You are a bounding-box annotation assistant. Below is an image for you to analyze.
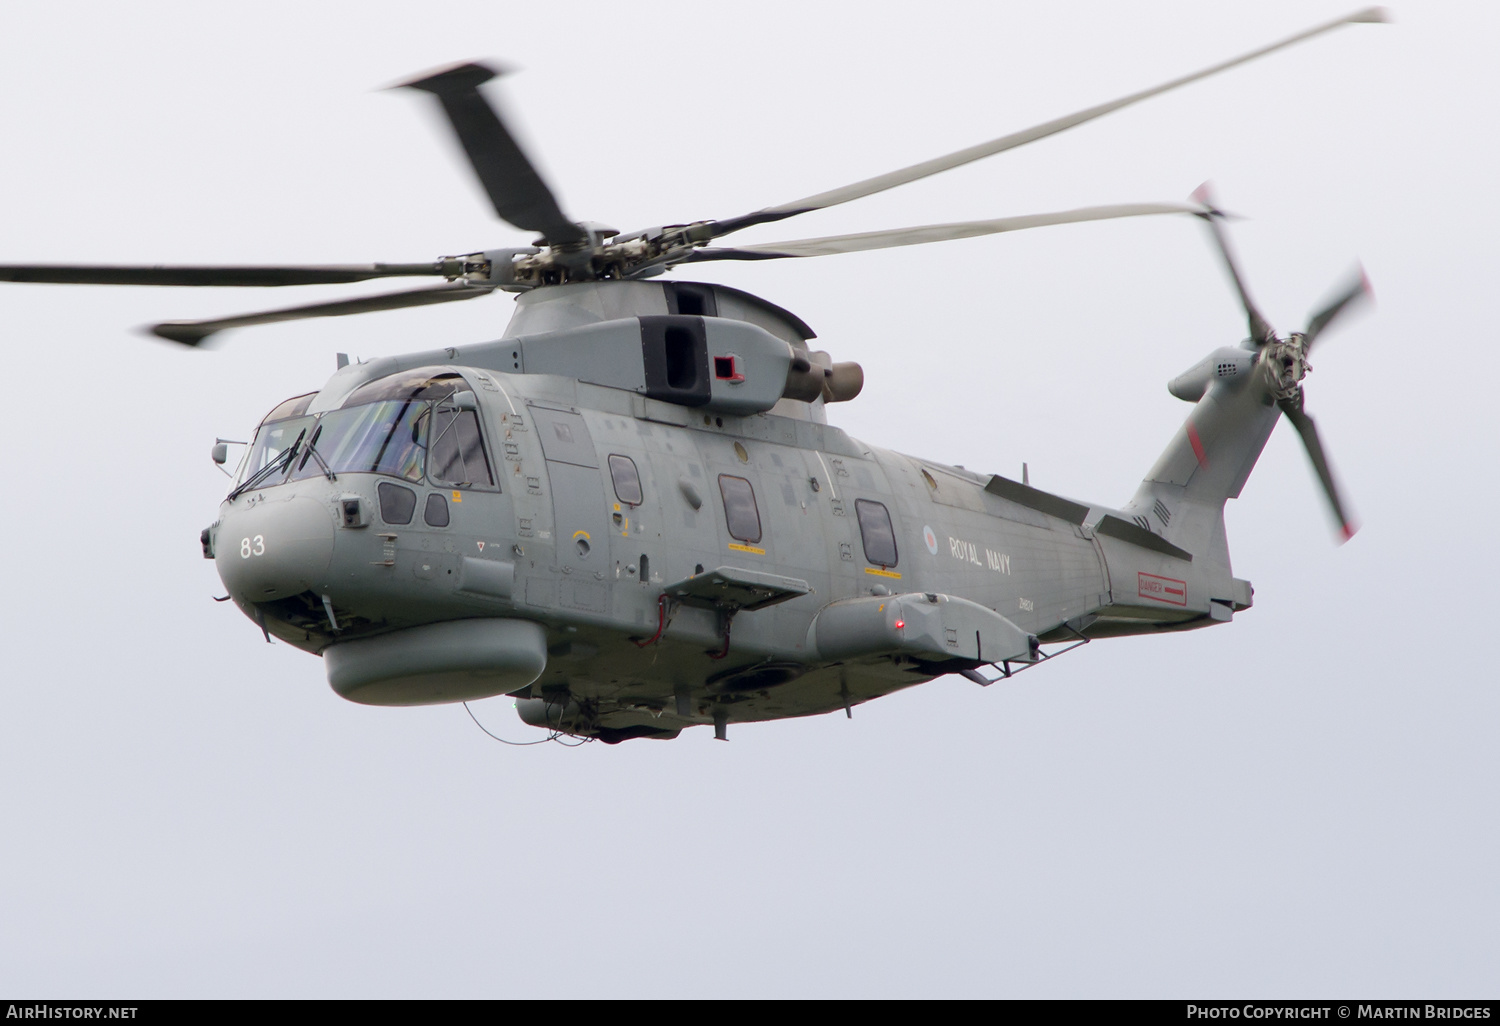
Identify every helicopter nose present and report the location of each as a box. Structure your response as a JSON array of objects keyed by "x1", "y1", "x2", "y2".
[{"x1": 215, "y1": 495, "x2": 335, "y2": 602}]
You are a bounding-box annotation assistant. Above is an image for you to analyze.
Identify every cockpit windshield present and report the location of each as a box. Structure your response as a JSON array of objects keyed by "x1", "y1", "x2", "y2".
[
  {"x1": 288, "y1": 399, "x2": 429, "y2": 482},
  {"x1": 230, "y1": 372, "x2": 496, "y2": 496},
  {"x1": 235, "y1": 393, "x2": 315, "y2": 488}
]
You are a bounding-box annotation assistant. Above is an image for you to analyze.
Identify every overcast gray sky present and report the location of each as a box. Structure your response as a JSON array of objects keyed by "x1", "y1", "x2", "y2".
[{"x1": 1, "y1": 0, "x2": 1494, "y2": 998}]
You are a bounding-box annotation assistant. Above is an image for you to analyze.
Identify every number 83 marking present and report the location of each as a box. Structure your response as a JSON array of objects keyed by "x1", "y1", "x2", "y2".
[{"x1": 240, "y1": 535, "x2": 265, "y2": 558}]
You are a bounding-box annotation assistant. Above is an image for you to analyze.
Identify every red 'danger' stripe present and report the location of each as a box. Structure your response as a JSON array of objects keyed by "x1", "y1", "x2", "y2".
[{"x1": 1138, "y1": 572, "x2": 1188, "y2": 606}]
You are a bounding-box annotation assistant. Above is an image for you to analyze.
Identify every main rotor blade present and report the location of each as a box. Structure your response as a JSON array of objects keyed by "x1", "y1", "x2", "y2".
[
  {"x1": 397, "y1": 62, "x2": 586, "y2": 247},
  {"x1": 681, "y1": 202, "x2": 1202, "y2": 262},
  {"x1": 149, "y1": 283, "x2": 493, "y2": 346},
  {"x1": 1191, "y1": 184, "x2": 1276, "y2": 345},
  {"x1": 1302, "y1": 266, "x2": 1373, "y2": 351},
  {"x1": 1279, "y1": 394, "x2": 1357, "y2": 542},
  {"x1": 0, "y1": 262, "x2": 447, "y2": 287},
  {"x1": 707, "y1": 8, "x2": 1388, "y2": 240}
]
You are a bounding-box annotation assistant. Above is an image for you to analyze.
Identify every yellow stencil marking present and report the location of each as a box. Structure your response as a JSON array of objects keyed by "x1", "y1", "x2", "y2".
[
  {"x1": 727, "y1": 542, "x2": 766, "y2": 555},
  {"x1": 451, "y1": 491, "x2": 462, "y2": 502},
  {"x1": 864, "y1": 567, "x2": 902, "y2": 579},
  {"x1": 573, "y1": 530, "x2": 591, "y2": 540}
]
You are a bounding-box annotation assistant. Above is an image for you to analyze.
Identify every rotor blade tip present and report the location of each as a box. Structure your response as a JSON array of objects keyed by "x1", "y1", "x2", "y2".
[
  {"x1": 1339, "y1": 521, "x2": 1360, "y2": 543},
  {"x1": 1359, "y1": 266, "x2": 1375, "y2": 299},
  {"x1": 388, "y1": 60, "x2": 504, "y2": 94},
  {"x1": 148, "y1": 322, "x2": 214, "y2": 347},
  {"x1": 1189, "y1": 182, "x2": 1233, "y2": 218},
  {"x1": 1349, "y1": 7, "x2": 1392, "y2": 24}
]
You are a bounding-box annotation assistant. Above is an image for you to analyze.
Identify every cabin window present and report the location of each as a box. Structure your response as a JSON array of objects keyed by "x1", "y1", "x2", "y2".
[
  {"x1": 424, "y1": 492, "x2": 450, "y2": 528},
  {"x1": 378, "y1": 482, "x2": 416, "y2": 525},
  {"x1": 855, "y1": 499, "x2": 898, "y2": 567},
  {"x1": 718, "y1": 475, "x2": 762, "y2": 544},
  {"x1": 609, "y1": 455, "x2": 643, "y2": 506},
  {"x1": 428, "y1": 408, "x2": 494, "y2": 488}
]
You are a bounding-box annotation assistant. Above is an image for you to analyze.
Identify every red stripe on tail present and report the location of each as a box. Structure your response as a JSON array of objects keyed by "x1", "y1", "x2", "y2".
[{"x1": 1187, "y1": 421, "x2": 1209, "y2": 469}]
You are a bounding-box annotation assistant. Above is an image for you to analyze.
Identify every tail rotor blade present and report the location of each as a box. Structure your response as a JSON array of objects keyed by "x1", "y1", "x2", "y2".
[
  {"x1": 1302, "y1": 265, "x2": 1373, "y2": 351},
  {"x1": 397, "y1": 62, "x2": 585, "y2": 247},
  {"x1": 148, "y1": 283, "x2": 493, "y2": 346},
  {"x1": 1192, "y1": 184, "x2": 1277, "y2": 346},
  {"x1": 1279, "y1": 393, "x2": 1358, "y2": 542}
]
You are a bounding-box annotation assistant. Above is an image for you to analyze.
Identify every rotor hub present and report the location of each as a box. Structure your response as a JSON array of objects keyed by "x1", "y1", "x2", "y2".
[{"x1": 1260, "y1": 334, "x2": 1311, "y2": 402}]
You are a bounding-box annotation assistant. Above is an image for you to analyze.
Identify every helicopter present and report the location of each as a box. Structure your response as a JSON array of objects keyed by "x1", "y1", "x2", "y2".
[{"x1": 0, "y1": 10, "x2": 1384, "y2": 744}]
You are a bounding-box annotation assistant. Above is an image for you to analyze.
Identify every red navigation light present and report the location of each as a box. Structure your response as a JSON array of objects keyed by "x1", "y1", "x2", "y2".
[{"x1": 893, "y1": 619, "x2": 905, "y2": 630}]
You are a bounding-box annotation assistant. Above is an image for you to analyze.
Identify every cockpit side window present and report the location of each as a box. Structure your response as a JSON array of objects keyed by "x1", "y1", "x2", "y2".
[{"x1": 428, "y1": 408, "x2": 494, "y2": 488}]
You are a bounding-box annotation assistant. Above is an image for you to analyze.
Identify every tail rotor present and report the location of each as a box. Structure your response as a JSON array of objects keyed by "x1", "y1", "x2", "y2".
[{"x1": 1192, "y1": 184, "x2": 1373, "y2": 542}]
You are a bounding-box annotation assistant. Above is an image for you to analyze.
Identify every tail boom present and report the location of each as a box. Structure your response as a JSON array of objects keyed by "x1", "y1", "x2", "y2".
[{"x1": 1078, "y1": 345, "x2": 1277, "y2": 637}]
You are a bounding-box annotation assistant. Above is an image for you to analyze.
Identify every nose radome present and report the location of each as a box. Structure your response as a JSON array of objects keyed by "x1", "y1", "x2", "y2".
[{"x1": 216, "y1": 496, "x2": 336, "y2": 602}]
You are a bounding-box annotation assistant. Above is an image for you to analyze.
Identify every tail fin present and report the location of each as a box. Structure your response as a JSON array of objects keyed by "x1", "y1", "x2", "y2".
[{"x1": 1120, "y1": 345, "x2": 1279, "y2": 573}]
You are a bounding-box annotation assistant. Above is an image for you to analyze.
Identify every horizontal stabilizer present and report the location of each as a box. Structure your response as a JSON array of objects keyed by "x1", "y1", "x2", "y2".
[
  {"x1": 1094, "y1": 514, "x2": 1193, "y2": 561},
  {"x1": 984, "y1": 474, "x2": 1090, "y2": 524}
]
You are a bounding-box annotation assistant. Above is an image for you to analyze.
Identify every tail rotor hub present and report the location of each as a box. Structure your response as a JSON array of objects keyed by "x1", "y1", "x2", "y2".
[{"x1": 1260, "y1": 333, "x2": 1311, "y2": 402}]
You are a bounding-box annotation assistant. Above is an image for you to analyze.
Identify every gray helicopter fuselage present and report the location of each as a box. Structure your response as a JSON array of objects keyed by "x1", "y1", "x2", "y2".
[{"x1": 208, "y1": 280, "x2": 1256, "y2": 741}]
